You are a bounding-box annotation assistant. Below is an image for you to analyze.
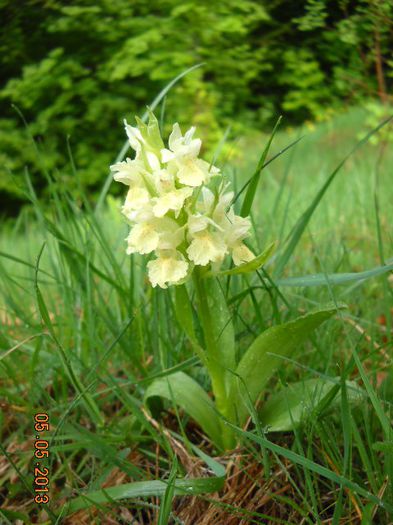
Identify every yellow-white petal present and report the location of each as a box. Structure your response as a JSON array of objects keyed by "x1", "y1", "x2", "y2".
[
  {"x1": 212, "y1": 191, "x2": 234, "y2": 222},
  {"x1": 157, "y1": 225, "x2": 184, "y2": 250},
  {"x1": 123, "y1": 187, "x2": 150, "y2": 213},
  {"x1": 152, "y1": 188, "x2": 193, "y2": 217},
  {"x1": 110, "y1": 158, "x2": 146, "y2": 186},
  {"x1": 177, "y1": 158, "x2": 209, "y2": 187},
  {"x1": 165, "y1": 124, "x2": 201, "y2": 159},
  {"x1": 199, "y1": 187, "x2": 215, "y2": 213},
  {"x1": 186, "y1": 231, "x2": 227, "y2": 266},
  {"x1": 161, "y1": 148, "x2": 176, "y2": 163},
  {"x1": 126, "y1": 223, "x2": 159, "y2": 255},
  {"x1": 183, "y1": 126, "x2": 196, "y2": 145},
  {"x1": 232, "y1": 242, "x2": 254, "y2": 266},
  {"x1": 187, "y1": 214, "x2": 209, "y2": 234},
  {"x1": 148, "y1": 255, "x2": 188, "y2": 288},
  {"x1": 168, "y1": 123, "x2": 182, "y2": 150},
  {"x1": 124, "y1": 120, "x2": 144, "y2": 152},
  {"x1": 146, "y1": 152, "x2": 161, "y2": 171},
  {"x1": 224, "y1": 214, "x2": 251, "y2": 246}
]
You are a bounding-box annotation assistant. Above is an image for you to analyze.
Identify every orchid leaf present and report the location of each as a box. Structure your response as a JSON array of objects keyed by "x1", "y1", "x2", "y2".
[
  {"x1": 144, "y1": 371, "x2": 222, "y2": 447},
  {"x1": 205, "y1": 277, "x2": 236, "y2": 373},
  {"x1": 231, "y1": 305, "x2": 345, "y2": 426},
  {"x1": 259, "y1": 377, "x2": 363, "y2": 432}
]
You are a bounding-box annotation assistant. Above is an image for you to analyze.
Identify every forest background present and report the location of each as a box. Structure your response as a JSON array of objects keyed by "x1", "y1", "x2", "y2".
[{"x1": 1, "y1": 0, "x2": 392, "y2": 214}]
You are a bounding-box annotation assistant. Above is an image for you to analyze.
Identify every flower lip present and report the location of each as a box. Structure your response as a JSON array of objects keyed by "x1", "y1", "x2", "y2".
[
  {"x1": 148, "y1": 251, "x2": 189, "y2": 288},
  {"x1": 152, "y1": 187, "x2": 193, "y2": 218},
  {"x1": 187, "y1": 230, "x2": 228, "y2": 266}
]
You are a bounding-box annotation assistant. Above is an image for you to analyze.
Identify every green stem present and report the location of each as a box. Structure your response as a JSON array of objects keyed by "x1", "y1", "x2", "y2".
[{"x1": 193, "y1": 269, "x2": 235, "y2": 450}]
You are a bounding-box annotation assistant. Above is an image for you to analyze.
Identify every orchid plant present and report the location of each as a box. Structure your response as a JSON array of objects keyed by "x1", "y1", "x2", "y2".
[{"x1": 112, "y1": 112, "x2": 345, "y2": 451}]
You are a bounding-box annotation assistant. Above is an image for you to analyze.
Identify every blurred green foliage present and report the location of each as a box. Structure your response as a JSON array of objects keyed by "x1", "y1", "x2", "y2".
[{"x1": 1, "y1": 0, "x2": 392, "y2": 211}]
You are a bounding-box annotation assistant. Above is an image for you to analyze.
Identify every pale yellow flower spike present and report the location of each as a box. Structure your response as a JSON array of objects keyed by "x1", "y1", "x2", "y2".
[{"x1": 112, "y1": 113, "x2": 254, "y2": 288}]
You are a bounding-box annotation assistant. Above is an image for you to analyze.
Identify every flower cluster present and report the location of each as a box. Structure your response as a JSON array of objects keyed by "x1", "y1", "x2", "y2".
[{"x1": 111, "y1": 113, "x2": 254, "y2": 288}]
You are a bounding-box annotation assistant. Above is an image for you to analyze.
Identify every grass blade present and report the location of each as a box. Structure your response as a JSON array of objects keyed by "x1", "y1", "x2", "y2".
[
  {"x1": 228, "y1": 423, "x2": 393, "y2": 513},
  {"x1": 157, "y1": 457, "x2": 178, "y2": 525},
  {"x1": 274, "y1": 115, "x2": 393, "y2": 278},
  {"x1": 239, "y1": 117, "x2": 282, "y2": 217},
  {"x1": 276, "y1": 260, "x2": 393, "y2": 287}
]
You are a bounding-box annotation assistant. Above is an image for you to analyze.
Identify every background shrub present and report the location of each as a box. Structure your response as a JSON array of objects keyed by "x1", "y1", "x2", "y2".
[{"x1": 1, "y1": 0, "x2": 392, "y2": 212}]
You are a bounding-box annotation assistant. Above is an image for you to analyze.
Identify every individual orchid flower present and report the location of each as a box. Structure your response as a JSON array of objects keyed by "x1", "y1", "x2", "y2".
[
  {"x1": 161, "y1": 123, "x2": 220, "y2": 187},
  {"x1": 110, "y1": 158, "x2": 148, "y2": 186},
  {"x1": 147, "y1": 250, "x2": 189, "y2": 289},
  {"x1": 161, "y1": 123, "x2": 201, "y2": 162},
  {"x1": 123, "y1": 187, "x2": 150, "y2": 213},
  {"x1": 126, "y1": 217, "x2": 183, "y2": 255},
  {"x1": 186, "y1": 230, "x2": 227, "y2": 266},
  {"x1": 176, "y1": 157, "x2": 219, "y2": 187},
  {"x1": 152, "y1": 187, "x2": 193, "y2": 218}
]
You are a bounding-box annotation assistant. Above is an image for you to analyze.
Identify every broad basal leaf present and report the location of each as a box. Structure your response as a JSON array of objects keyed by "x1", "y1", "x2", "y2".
[
  {"x1": 144, "y1": 371, "x2": 222, "y2": 447},
  {"x1": 259, "y1": 377, "x2": 363, "y2": 432},
  {"x1": 230, "y1": 305, "x2": 344, "y2": 426}
]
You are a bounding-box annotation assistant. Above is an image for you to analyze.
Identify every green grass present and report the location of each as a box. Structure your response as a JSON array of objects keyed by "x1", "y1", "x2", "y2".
[{"x1": 0, "y1": 106, "x2": 392, "y2": 524}]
